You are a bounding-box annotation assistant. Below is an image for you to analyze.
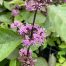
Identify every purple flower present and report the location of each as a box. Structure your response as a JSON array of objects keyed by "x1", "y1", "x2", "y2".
[
  {"x1": 33, "y1": 33, "x2": 40, "y2": 42},
  {"x1": 25, "y1": 0, "x2": 36, "y2": 11},
  {"x1": 18, "y1": 24, "x2": 32, "y2": 35},
  {"x1": 64, "y1": 0, "x2": 66, "y2": 2},
  {"x1": 18, "y1": 56, "x2": 36, "y2": 66},
  {"x1": 18, "y1": 25, "x2": 28, "y2": 35},
  {"x1": 12, "y1": 9, "x2": 19, "y2": 16},
  {"x1": 26, "y1": 24, "x2": 32, "y2": 30},
  {"x1": 22, "y1": 24, "x2": 46, "y2": 46},
  {"x1": 23, "y1": 39, "x2": 31, "y2": 46},
  {"x1": 11, "y1": 21, "x2": 22, "y2": 28},
  {"x1": 18, "y1": 38, "x2": 36, "y2": 66},
  {"x1": 25, "y1": 0, "x2": 46, "y2": 11},
  {"x1": 18, "y1": 48, "x2": 36, "y2": 66},
  {"x1": 19, "y1": 48, "x2": 32, "y2": 56},
  {"x1": 11, "y1": 21, "x2": 46, "y2": 46}
]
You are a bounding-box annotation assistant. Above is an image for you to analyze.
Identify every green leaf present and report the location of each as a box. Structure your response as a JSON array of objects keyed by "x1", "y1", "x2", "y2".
[
  {"x1": 0, "y1": 6, "x2": 6, "y2": 12},
  {"x1": 7, "y1": 49, "x2": 19, "y2": 60},
  {"x1": 62, "y1": 61, "x2": 66, "y2": 66},
  {"x1": 0, "y1": 12, "x2": 12, "y2": 24},
  {"x1": 35, "y1": 57, "x2": 48, "y2": 66},
  {"x1": 56, "y1": 63, "x2": 61, "y2": 66},
  {"x1": 15, "y1": 10, "x2": 30, "y2": 21},
  {"x1": 32, "y1": 53, "x2": 37, "y2": 58},
  {"x1": 28, "y1": 12, "x2": 46, "y2": 26},
  {"x1": 48, "y1": 5, "x2": 66, "y2": 42},
  {"x1": 0, "y1": 28, "x2": 21, "y2": 61},
  {"x1": 15, "y1": 11, "x2": 46, "y2": 26},
  {"x1": 9, "y1": 59, "x2": 21, "y2": 66},
  {"x1": 9, "y1": 59, "x2": 16, "y2": 66},
  {"x1": 9, "y1": 0, "x2": 25, "y2": 6},
  {"x1": 59, "y1": 56, "x2": 65, "y2": 64},
  {"x1": 58, "y1": 51, "x2": 66, "y2": 55},
  {"x1": 4, "y1": 1, "x2": 14, "y2": 10},
  {"x1": 59, "y1": 43, "x2": 66, "y2": 48}
]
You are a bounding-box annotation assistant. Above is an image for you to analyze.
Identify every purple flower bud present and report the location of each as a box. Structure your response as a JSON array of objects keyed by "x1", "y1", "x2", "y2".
[{"x1": 12, "y1": 9, "x2": 20, "y2": 16}]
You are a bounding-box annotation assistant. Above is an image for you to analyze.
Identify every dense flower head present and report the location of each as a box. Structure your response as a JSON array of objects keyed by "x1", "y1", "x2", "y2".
[
  {"x1": 25, "y1": 0, "x2": 46, "y2": 11},
  {"x1": 18, "y1": 48, "x2": 36, "y2": 66},
  {"x1": 11, "y1": 21, "x2": 46, "y2": 46},
  {"x1": 23, "y1": 26, "x2": 45, "y2": 46},
  {"x1": 19, "y1": 56, "x2": 36, "y2": 66}
]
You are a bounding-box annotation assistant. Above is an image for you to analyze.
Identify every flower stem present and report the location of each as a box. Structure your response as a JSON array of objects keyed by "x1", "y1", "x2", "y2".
[
  {"x1": 27, "y1": 9, "x2": 37, "y2": 57},
  {"x1": 27, "y1": 46, "x2": 30, "y2": 57},
  {"x1": 30, "y1": 9, "x2": 37, "y2": 38}
]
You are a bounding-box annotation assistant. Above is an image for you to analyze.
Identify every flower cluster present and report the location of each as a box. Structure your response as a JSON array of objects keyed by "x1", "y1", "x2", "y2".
[
  {"x1": 25, "y1": 0, "x2": 46, "y2": 11},
  {"x1": 18, "y1": 48, "x2": 36, "y2": 66},
  {"x1": 11, "y1": 21, "x2": 46, "y2": 46}
]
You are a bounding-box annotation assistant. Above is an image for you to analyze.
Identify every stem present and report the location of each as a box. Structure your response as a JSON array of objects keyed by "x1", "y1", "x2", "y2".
[
  {"x1": 12, "y1": 16, "x2": 14, "y2": 22},
  {"x1": 27, "y1": 47, "x2": 29, "y2": 57},
  {"x1": 32, "y1": 9, "x2": 37, "y2": 26},
  {"x1": 27, "y1": 9, "x2": 37, "y2": 57},
  {"x1": 30, "y1": 9, "x2": 37, "y2": 38}
]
